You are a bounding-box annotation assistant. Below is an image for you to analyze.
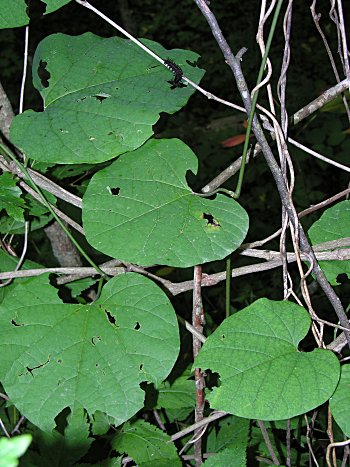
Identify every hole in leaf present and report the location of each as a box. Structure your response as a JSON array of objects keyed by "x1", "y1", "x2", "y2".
[
  {"x1": 139, "y1": 363, "x2": 144, "y2": 371},
  {"x1": 336, "y1": 273, "x2": 349, "y2": 285},
  {"x1": 91, "y1": 336, "x2": 102, "y2": 345},
  {"x1": 105, "y1": 310, "x2": 116, "y2": 325},
  {"x1": 54, "y1": 407, "x2": 71, "y2": 434},
  {"x1": 221, "y1": 334, "x2": 226, "y2": 339},
  {"x1": 26, "y1": 357, "x2": 50, "y2": 376},
  {"x1": 93, "y1": 94, "x2": 108, "y2": 103},
  {"x1": 37, "y1": 60, "x2": 50, "y2": 88},
  {"x1": 11, "y1": 319, "x2": 23, "y2": 327},
  {"x1": 57, "y1": 359, "x2": 62, "y2": 364},
  {"x1": 25, "y1": 0, "x2": 46, "y2": 19},
  {"x1": 134, "y1": 322, "x2": 141, "y2": 330},
  {"x1": 202, "y1": 212, "x2": 221, "y2": 227},
  {"x1": 186, "y1": 59, "x2": 199, "y2": 67},
  {"x1": 110, "y1": 187, "x2": 120, "y2": 196}
]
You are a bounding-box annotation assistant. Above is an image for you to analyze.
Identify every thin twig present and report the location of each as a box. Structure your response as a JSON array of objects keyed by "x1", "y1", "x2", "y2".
[
  {"x1": 0, "y1": 417, "x2": 10, "y2": 438},
  {"x1": 170, "y1": 411, "x2": 227, "y2": 442},
  {"x1": 257, "y1": 420, "x2": 280, "y2": 465},
  {"x1": 11, "y1": 416, "x2": 26, "y2": 435},
  {"x1": 288, "y1": 137, "x2": 350, "y2": 173},
  {"x1": 327, "y1": 405, "x2": 337, "y2": 467},
  {"x1": 327, "y1": 439, "x2": 350, "y2": 467}
]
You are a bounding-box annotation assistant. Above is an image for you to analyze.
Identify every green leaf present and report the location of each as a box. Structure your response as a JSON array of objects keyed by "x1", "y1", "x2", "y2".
[
  {"x1": 156, "y1": 374, "x2": 196, "y2": 409},
  {"x1": 112, "y1": 420, "x2": 181, "y2": 466},
  {"x1": 194, "y1": 298, "x2": 340, "y2": 420},
  {"x1": 10, "y1": 33, "x2": 204, "y2": 164},
  {"x1": 0, "y1": 435, "x2": 31, "y2": 467},
  {"x1": 308, "y1": 200, "x2": 350, "y2": 285},
  {"x1": 330, "y1": 364, "x2": 350, "y2": 437},
  {"x1": 210, "y1": 416, "x2": 249, "y2": 453},
  {"x1": 0, "y1": 251, "x2": 43, "y2": 304},
  {"x1": 0, "y1": 0, "x2": 71, "y2": 29},
  {"x1": 21, "y1": 408, "x2": 92, "y2": 467},
  {"x1": 0, "y1": 0, "x2": 28, "y2": 29},
  {"x1": 64, "y1": 277, "x2": 98, "y2": 298},
  {"x1": 83, "y1": 138, "x2": 249, "y2": 267},
  {"x1": 205, "y1": 416, "x2": 249, "y2": 466},
  {"x1": 0, "y1": 189, "x2": 56, "y2": 235},
  {"x1": 0, "y1": 273, "x2": 179, "y2": 431},
  {"x1": 0, "y1": 172, "x2": 25, "y2": 222},
  {"x1": 203, "y1": 446, "x2": 246, "y2": 466}
]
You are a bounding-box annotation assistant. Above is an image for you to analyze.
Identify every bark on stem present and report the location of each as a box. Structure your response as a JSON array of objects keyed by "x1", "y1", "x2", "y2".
[
  {"x1": 193, "y1": 265, "x2": 205, "y2": 466},
  {"x1": 193, "y1": 0, "x2": 350, "y2": 348}
]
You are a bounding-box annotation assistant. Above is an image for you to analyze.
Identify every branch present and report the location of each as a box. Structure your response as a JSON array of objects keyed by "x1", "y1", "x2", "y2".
[
  {"x1": 0, "y1": 81, "x2": 15, "y2": 139},
  {"x1": 0, "y1": 155, "x2": 82, "y2": 208},
  {"x1": 1, "y1": 245, "x2": 347, "y2": 287},
  {"x1": 194, "y1": 0, "x2": 350, "y2": 347}
]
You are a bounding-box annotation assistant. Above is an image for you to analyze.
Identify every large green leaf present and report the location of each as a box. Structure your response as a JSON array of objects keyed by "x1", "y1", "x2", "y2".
[
  {"x1": 83, "y1": 138, "x2": 249, "y2": 267},
  {"x1": 0, "y1": 0, "x2": 71, "y2": 29},
  {"x1": 112, "y1": 420, "x2": 181, "y2": 466},
  {"x1": 308, "y1": 200, "x2": 350, "y2": 285},
  {"x1": 194, "y1": 298, "x2": 340, "y2": 420},
  {"x1": 330, "y1": 364, "x2": 350, "y2": 437},
  {"x1": 10, "y1": 33, "x2": 204, "y2": 164},
  {"x1": 0, "y1": 273, "x2": 179, "y2": 431}
]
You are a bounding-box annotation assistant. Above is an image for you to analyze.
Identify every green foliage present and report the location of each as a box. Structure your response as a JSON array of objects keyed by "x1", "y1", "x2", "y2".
[
  {"x1": 0, "y1": 273, "x2": 179, "y2": 431},
  {"x1": 205, "y1": 416, "x2": 249, "y2": 466},
  {"x1": 0, "y1": 435, "x2": 31, "y2": 467},
  {"x1": 194, "y1": 299, "x2": 340, "y2": 419},
  {"x1": 112, "y1": 419, "x2": 181, "y2": 466},
  {"x1": 0, "y1": 172, "x2": 25, "y2": 221},
  {"x1": 21, "y1": 409, "x2": 92, "y2": 466},
  {"x1": 0, "y1": 0, "x2": 71, "y2": 29},
  {"x1": 308, "y1": 200, "x2": 350, "y2": 284},
  {"x1": 330, "y1": 364, "x2": 350, "y2": 437},
  {"x1": 0, "y1": 190, "x2": 55, "y2": 234},
  {"x1": 10, "y1": 33, "x2": 204, "y2": 164},
  {"x1": 83, "y1": 138, "x2": 249, "y2": 267},
  {"x1": 156, "y1": 373, "x2": 196, "y2": 409},
  {"x1": 0, "y1": 1, "x2": 349, "y2": 465}
]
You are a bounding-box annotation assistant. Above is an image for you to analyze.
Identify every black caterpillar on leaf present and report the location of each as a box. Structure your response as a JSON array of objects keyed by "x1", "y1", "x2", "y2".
[{"x1": 163, "y1": 58, "x2": 185, "y2": 88}]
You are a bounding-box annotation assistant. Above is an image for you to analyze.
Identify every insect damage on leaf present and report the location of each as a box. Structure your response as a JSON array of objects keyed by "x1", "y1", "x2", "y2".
[{"x1": 202, "y1": 212, "x2": 221, "y2": 228}]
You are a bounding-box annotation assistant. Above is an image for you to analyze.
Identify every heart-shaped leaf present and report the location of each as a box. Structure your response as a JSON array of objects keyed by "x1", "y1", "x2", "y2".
[
  {"x1": 82, "y1": 138, "x2": 249, "y2": 267},
  {"x1": 308, "y1": 200, "x2": 350, "y2": 285},
  {"x1": 194, "y1": 298, "x2": 340, "y2": 420},
  {"x1": 0, "y1": 273, "x2": 179, "y2": 431},
  {"x1": 330, "y1": 364, "x2": 350, "y2": 437},
  {"x1": 10, "y1": 33, "x2": 204, "y2": 164}
]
